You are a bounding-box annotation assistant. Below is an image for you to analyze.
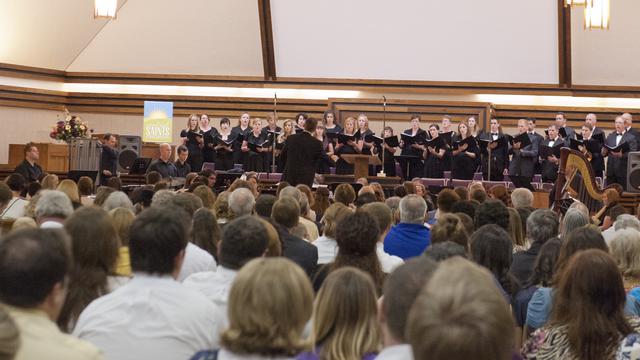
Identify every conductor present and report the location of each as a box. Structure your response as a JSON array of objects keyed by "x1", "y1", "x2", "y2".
[{"x1": 281, "y1": 117, "x2": 323, "y2": 187}]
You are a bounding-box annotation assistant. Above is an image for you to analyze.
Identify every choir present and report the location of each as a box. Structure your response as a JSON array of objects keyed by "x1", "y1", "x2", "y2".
[{"x1": 179, "y1": 111, "x2": 637, "y2": 190}]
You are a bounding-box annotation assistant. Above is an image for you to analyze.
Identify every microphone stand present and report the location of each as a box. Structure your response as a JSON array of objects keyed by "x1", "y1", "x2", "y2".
[
  {"x1": 270, "y1": 93, "x2": 278, "y2": 174},
  {"x1": 377, "y1": 96, "x2": 387, "y2": 177}
]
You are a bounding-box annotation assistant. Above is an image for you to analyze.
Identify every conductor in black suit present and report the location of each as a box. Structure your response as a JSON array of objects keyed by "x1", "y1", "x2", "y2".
[
  {"x1": 281, "y1": 117, "x2": 323, "y2": 187},
  {"x1": 603, "y1": 116, "x2": 638, "y2": 189},
  {"x1": 100, "y1": 133, "x2": 119, "y2": 186}
]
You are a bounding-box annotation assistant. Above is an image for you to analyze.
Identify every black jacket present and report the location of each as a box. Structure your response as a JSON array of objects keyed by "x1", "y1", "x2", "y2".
[
  {"x1": 281, "y1": 232, "x2": 318, "y2": 279},
  {"x1": 14, "y1": 160, "x2": 42, "y2": 183},
  {"x1": 606, "y1": 130, "x2": 638, "y2": 177},
  {"x1": 281, "y1": 131, "x2": 323, "y2": 187},
  {"x1": 509, "y1": 133, "x2": 539, "y2": 178}
]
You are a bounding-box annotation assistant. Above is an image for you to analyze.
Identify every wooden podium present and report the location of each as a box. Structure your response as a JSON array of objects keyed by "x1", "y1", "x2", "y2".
[
  {"x1": 9, "y1": 143, "x2": 69, "y2": 172},
  {"x1": 341, "y1": 154, "x2": 382, "y2": 180}
]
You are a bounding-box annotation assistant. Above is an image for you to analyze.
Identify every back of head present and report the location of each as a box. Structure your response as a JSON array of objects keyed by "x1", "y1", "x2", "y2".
[
  {"x1": 170, "y1": 192, "x2": 204, "y2": 216},
  {"x1": 304, "y1": 117, "x2": 318, "y2": 132},
  {"x1": 470, "y1": 188, "x2": 487, "y2": 203},
  {"x1": 34, "y1": 190, "x2": 74, "y2": 220},
  {"x1": 279, "y1": 186, "x2": 301, "y2": 202},
  {"x1": 145, "y1": 171, "x2": 162, "y2": 185},
  {"x1": 109, "y1": 207, "x2": 135, "y2": 247},
  {"x1": 103, "y1": 191, "x2": 134, "y2": 212},
  {"x1": 334, "y1": 184, "x2": 356, "y2": 206},
  {"x1": 436, "y1": 189, "x2": 460, "y2": 213},
  {"x1": 151, "y1": 189, "x2": 176, "y2": 208},
  {"x1": 229, "y1": 188, "x2": 256, "y2": 218},
  {"x1": 526, "y1": 209, "x2": 559, "y2": 245},
  {"x1": 423, "y1": 241, "x2": 467, "y2": 262},
  {"x1": 355, "y1": 192, "x2": 378, "y2": 208},
  {"x1": 321, "y1": 203, "x2": 352, "y2": 239},
  {"x1": 450, "y1": 200, "x2": 478, "y2": 220},
  {"x1": 314, "y1": 267, "x2": 380, "y2": 359},
  {"x1": 57, "y1": 179, "x2": 80, "y2": 203},
  {"x1": 609, "y1": 229, "x2": 640, "y2": 277},
  {"x1": 407, "y1": 257, "x2": 514, "y2": 360},
  {"x1": 64, "y1": 206, "x2": 119, "y2": 271},
  {"x1": 77, "y1": 176, "x2": 94, "y2": 196},
  {"x1": 555, "y1": 225, "x2": 607, "y2": 279},
  {"x1": 527, "y1": 238, "x2": 562, "y2": 287},
  {"x1": 507, "y1": 207, "x2": 525, "y2": 248},
  {"x1": 359, "y1": 202, "x2": 393, "y2": 236},
  {"x1": 191, "y1": 208, "x2": 221, "y2": 258},
  {"x1": 221, "y1": 258, "x2": 312, "y2": 356},
  {"x1": 192, "y1": 185, "x2": 216, "y2": 209},
  {"x1": 0, "y1": 228, "x2": 70, "y2": 308},
  {"x1": 5, "y1": 173, "x2": 26, "y2": 193},
  {"x1": 0, "y1": 183, "x2": 11, "y2": 209},
  {"x1": 469, "y1": 224, "x2": 516, "y2": 295},
  {"x1": 383, "y1": 257, "x2": 438, "y2": 342},
  {"x1": 453, "y1": 186, "x2": 469, "y2": 201},
  {"x1": 614, "y1": 214, "x2": 640, "y2": 232},
  {"x1": 129, "y1": 206, "x2": 190, "y2": 275},
  {"x1": 399, "y1": 194, "x2": 427, "y2": 224},
  {"x1": 255, "y1": 194, "x2": 277, "y2": 218},
  {"x1": 551, "y1": 250, "x2": 630, "y2": 360},
  {"x1": 219, "y1": 215, "x2": 269, "y2": 270},
  {"x1": 94, "y1": 186, "x2": 115, "y2": 207},
  {"x1": 474, "y1": 199, "x2": 509, "y2": 230},
  {"x1": 489, "y1": 185, "x2": 511, "y2": 207},
  {"x1": 272, "y1": 196, "x2": 300, "y2": 229},
  {"x1": 430, "y1": 213, "x2": 469, "y2": 249},
  {"x1": 560, "y1": 208, "x2": 589, "y2": 240},
  {"x1": 0, "y1": 306, "x2": 19, "y2": 359},
  {"x1": 510, "y1": 188, "x2": 533, "y2": 208}
]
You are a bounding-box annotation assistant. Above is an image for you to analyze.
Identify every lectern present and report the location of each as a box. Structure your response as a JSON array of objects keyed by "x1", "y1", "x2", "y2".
[{"x1": 341, "y1": 154, "x2": 382, "y2": 180}]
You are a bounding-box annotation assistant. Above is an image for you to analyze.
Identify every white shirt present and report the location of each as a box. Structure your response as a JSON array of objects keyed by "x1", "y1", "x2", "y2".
[
  {"x1": 376, "y1": 243, "x2": 404, "y2": 273},
  {"x1": 178, "y1": 243, "x2": 217, "y2": 281},
  {"x1": 74, "y1": 274, "x2": 219, "y2": 360},
  {"x1": 617, "y1": 131, "x2": 624, "y2": 146},
  {"x1": 1, "y1": 196, "x2": 28, "y2": 219},
  {"x1": 313, "y1": 235, "x2": 338, "y2": 264},
  {"x1": 218, "y1": 348, "x2": 295, "y2": 360},
  {"x1": 376, "y1": 344, "x2": 414, "y2": 360},
  {"x1": 39, "y1": 220, "x2": 64, "y2": 229}
]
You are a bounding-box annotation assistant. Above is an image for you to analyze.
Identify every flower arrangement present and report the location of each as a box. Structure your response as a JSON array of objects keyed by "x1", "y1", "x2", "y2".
[{"x1": 50, "y1": 109, "x2": 90, "y2": 143}]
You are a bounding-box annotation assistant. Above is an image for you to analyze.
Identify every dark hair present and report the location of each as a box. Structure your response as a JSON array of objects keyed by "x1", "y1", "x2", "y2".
[
  {"x1": 516, "y1": 206, "x2": 534, "y2": 238},
  {"x1": 470, "y1": 224, "x2": 519, "y2": 297},
  {"x1": 304, "y1": 117, "x2": 318, "y2": 132},
  {"x1": 527, "y1": 117, "x2": 537, "y2": 124},
  {"x1": 177, "y1": 145, "x2": 188, "y2": 154},
  {"x1": 220, "y1": 117, "x2": 230, "y2": 126},
  {"x1": 423, "y1": 241, "x2": 467, "y2": 262},
  {"x1": 59, "y1": 207, "x2": 119, "y2": 331},
  {"x1": 554, "y1": 225, "x2": 607, "y2": 283},
  {"x1": 383, "y1": 257, "x2": 438, "y2": 342},
  {"x1": 393, "y1": 185, "x2": 408, "y2": 198},
  {"x1": 556, "y1": 112, "x2": 566, "y2": 119},
  {"x1": 106, "y1": 177, "x2": 122, "y2": 191},
  {"x1": 437, "y1": 189, "x2": 461, "y2": 213},
  {"x1": 609, "y1": 204, "x2": 628, "y2": 221},
  {"x1": 450, "y1": 200, "x2": 477, "y2": 220},
  {"x1": 332, "y1": 212, "x2": 384, "y2": 294},
  {"x1": 103, "y1": 133, "x2": 114, "y2": 141},
  {"x1": 255, "y1": 194, "x2": 277, "y2": 218},
  {"x1": 359, "y1": 202, "x2": 393, "y2": 235},
  {"x1": 323, "y1": 110, "x2": 335, "y2": 122},
  {"x1": 219, "y1": 215, "x2": 269, "y2": 270},
  {"x1": 129, "y1": 206, "x2": 190, "y2": 274},
  {"x1": 410, "y1": 114, "x2": 421, "y2": 121},
  {"x1": 145, "y1": 171, "x2": 162, "y2": 185},
  {"x1": 272, "y1": 197, "x2": 300, "y2": 229},
  {"x1": 77, "y1": 176, "x2": 94, "y2": 196},
  {"x1": 475, "y1": 199, "x2": 510, "y2": 230},
  {"x1": 430, "y1": 213, "x2": 469, "y2": 249},
  {"x1": 27, "y1": 181, "x2": 41, "y2": 197},
  {"x1": 169, "y1": 192, "x2": 203, "y2": 216},
  {"x1": 23, "y1": 142, "x2": 37, "y2": 157},
  {"x1": 4, "y1": 173, "x2": 26, "y2": 192},
  {"x1": 0, "y1": 228, "x2": 70, "y2": 308},
  {"x1": 550, "y1": 250, "x2": 632, "y2": 359},
  {"x1": 403, "y1": 181, "x2": 416, "y2": 195},
  {"x1": 191, "y1": 208, "x2": 221, "y2": 260},
  {"x1": 526, "y1": 238, "x2": 562, "y2": 287},
  {"x1": 355, "y1": 192, "x2": 378, "y2": 208},
  {"x1": 453, "y1": 186, "x2": 469, "y2": 201},
  {"x1": 470, "y1": 188, "x2": 487, "y2": 203}
]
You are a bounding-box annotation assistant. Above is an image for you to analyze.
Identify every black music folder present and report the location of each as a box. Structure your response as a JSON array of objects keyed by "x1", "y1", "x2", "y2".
[
  {"x1": 478, "y1": 136, "x2": 507, "y2": 150},
  {"x1": 453, "y1": 136, "x2": 477, "y2": 150},
  {"x1": 539, "y1": 143, "x2": 563, "y2": 158},
  {"x1": 401, "y1": 132, "x2": 426, "y2": 146},
  {"x1": 384, "y1": 135, "x2": 400, "y2": 147},
  {"x1": 215, "y1": 136, "x2": 236, "y2": 146},
  {"x1": 247, "y1": 140, "x2": 270, "y2": 153},
  {"x1": 605, "y1": 142, "x2": 630, "y2": 153},
  {"x1": 365, "y1": 134, "x2": 383, "y2": 146},
  {"x1": 439, "y1": 131, "x2": 454, "y2": 146},
  {"x1": 337, "y1": 133, "x2": 357, "y2": 144},
  {"x1": 424, "y1": 136, "x2": 446, "y2": 149},
  {"x1": 509, "y1": 132, "x2": 531, "y2": 149}
]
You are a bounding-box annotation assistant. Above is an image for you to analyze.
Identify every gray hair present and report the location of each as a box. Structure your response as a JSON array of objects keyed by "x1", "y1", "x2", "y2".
[
  {"x1": 560, "y1": 208, "x2": 589, "y2": 240},
  {"x1": 510, "y1": 188, "x2": 533, "y2": 208},
  {"x1": 399, "y1": 194, "x2": 427, "y2": 224},
  {"x1": 385, "y1": 196, "x2": 401, "y2": 213},
  {"x1": 526, "y1": 209, "x2": 559, "y2": 244},
  {"x1": 610, "y1": 228, "x2": 640, "y2": 277},
  {"x1": 614, "y1": 214, "x2": 640, "y2": 232},
  {"x1": 568, "y1": 201, "x2": 590, "y2": 219},
  {"x1": 228, "y1": 188, "x2": 255, "y2": 217},
  {"x1": 102, "y1": 191, "x2": 134, "y2": 212},
  {"x1": 299, "y1": 193, "x2": 310, "y2": 217},
  {"x1": 152, "y1": 189, "x2": 176, "y2": 208},
  {"x1": 34, "y1": 190, "x2": 74, "y2": 220},
  {"x1": 279, "y1": 186, "x2": 301, "y2": 201}
]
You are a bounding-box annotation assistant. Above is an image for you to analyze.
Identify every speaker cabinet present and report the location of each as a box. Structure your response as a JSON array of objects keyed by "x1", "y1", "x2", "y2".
[
  {"x1": 117, "y1": 135, "x2": 142, "y2": 172},
  {"x1": 627, "y1": 152, "x2": 640, "y2": 193}
]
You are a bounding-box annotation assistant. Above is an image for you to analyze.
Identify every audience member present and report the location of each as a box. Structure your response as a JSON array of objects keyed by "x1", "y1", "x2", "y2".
[
  {"x1": 429, "y1": 213, "x2": 469, "y2": 250},
  {"x1": 77, "y1": 176, "x2": 95, "y2": 206},
  {"x1": 489, "y1": 184, "x2": 511, "y2": 207},
  {"x1": 559, "y1": 208, "x2": 589, "y2": 241},
  {"x1": 603, "y1": 210, "x2": 638, "y2": 245},
  {"x1": 272, "y1": 197, "x2": 318, "y2": 277},
  {"x1": 610, "y1": 229, "x2": 640, "y2": 291},
  {"x1": 93, "y1": 186, "x2": 115, "y2": 207},
  {"x1": 228, "y1": 188, "x2": 255, "y2": 219},
  {"x1": 508, "y1": 207, "x2": 527, "y2": 252},
  {"x1": 334, "y1": 183, "x2": 356, "y2": 207},
  {"x1": 384, "y1": 195, "x2": 430, "y2": 260},
  {"x1": 41, "y1": 173, "x2": 59, "y2": 190},
  {"x1": 423, "y1": 241, "x2": 467, "y2": 261},
  {"x1": 311, "y1": 186, "x2": 331, "y2": 222},
  {"x1": 106, "y1": 177, "x2": 122, "y2": 191},
  {"x1": 191, "y1": 208, "x2": 221, "y2": 259},
  {"x1": 258, "y1": 218, "x2": 283, "y2": 257},
  {"x1": 510, "y1": 209, "x2": 559, "y2": 285},
  {"x1": 0, "y1": 306, "x2": 19, "y2": 360},
  {"x1": 450, "y1": 199, "x2": 477, "y2": 220},
  {"x1": 511, "y1": 188, "x2": 534, "y2": 208},
  {"x1": 474, "y1": 199, "x2": 509, "y2": 230},
  {"x1": 56, "y1": 179, "x2": 81, "y2": 208},
  {"x1": 470, "y1": 188, "x2": 487, "y2": 203},
  {"x1": 34, "y1": 190, "x2": 73, "y2": 228},
  {"x1": 255, "y1": 194, "x2": 277, "y2": 218},
  {"x1": 279, "y1": 186, "x2": 320, "y2": 241},
  {"x1": 109, "y1": 207, "x2": 135, "y2": 277},
  {"x1": 432, "y1": 188, "x2": 460, "y2": 224},
  {"x1": 1, "y1": 173, "x2": 28, "y2": 219},
  {"x1": 384, "y1": 196, "x2": 401, "y2": 224},
  {"x1": 192, "y1": 185, "x2": 215, "y2": 209},
  {"x1": 355, "y1": 192, "x2": 378, "y2": 208},
  {"x1": 0, "y1": 228, "x2": 102, "y2": 359},
  {"x1": 360, "y1": 202, "x2": 404, "y2": 273},
  {"x1": 515, "y1": 206, "x2": 534, "y2": 239},
  {"x1": 314, "y1": 203, "x2": 353, "y2": 264},
  {"x1": 102, "y1": 191, "x2": 134, "y2": 213},
  {"x1": 453, "y1": 186, "x2": 469, "y2": 201},
  {"x1": 73, "y1": 206, "x2": 218, "y2": 360},
  {"x1": 454, "y1": 212, "x2": 475, "y2": 237},
  {"x1": 213, "y1": 191, "x2": 230, "y2": 225}
]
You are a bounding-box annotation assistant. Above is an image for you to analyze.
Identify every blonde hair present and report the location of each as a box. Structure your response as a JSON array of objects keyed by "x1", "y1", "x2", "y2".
[
  {"x1": 221, "y1": 258, "x2": 312, "y2": 356},
  {"x1": 57, "y1": 179, "x2": 80, "y2": 203},
  {"x1": 312, "y1": 267, "x2": 380, "y2": 360},
  {"x1": 357, "y1": 113, "x2": 370, "y2": 132},
  {"x1": 109, "y1": 207, "x2": 135, "y2": 247},
  {"x1": 343, "y1": 117, "x2": 357, "y2": 135},
  {"x1": 279, "y1": 119, "x2": 295, "y2": 142},
  {"x1": 321, "y1": 203, "x2": 352, "y2": 239},
  {"x1": 193, "y1": 185, "x2": 216, "y2": 209},
  {"x1": 11, "y1": 216, "x2": 37, "y2": 232},
  {"x1": 610, "y1": 229, "x2": 640, "y2": 278},
  {"x1": 41, "y1": 174, "x2": 59, "y2": 190},
  {"x1": 407, "y1": 257, "x2": 514, "y2": 360},
  {"x1": 187, "y1": 114, "x2": 200, "y2": 131},
  {"x1": 507, "y1": 207, "x2": 526, "y2": 248}
]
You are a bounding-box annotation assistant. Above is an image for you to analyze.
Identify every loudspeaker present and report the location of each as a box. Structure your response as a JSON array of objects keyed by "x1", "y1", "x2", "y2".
[
  {"x1": 117, "y1": 135, "x2": 142, "y2": 172},
  {"x1": 627, "y1": 152, "x2": 640, "y2": 193}
]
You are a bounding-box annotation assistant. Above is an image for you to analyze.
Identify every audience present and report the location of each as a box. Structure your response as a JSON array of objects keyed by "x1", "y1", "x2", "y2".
[
  {"x1": 423, "y1": 241, "x2": 467, "y2": 261},
  {"x1": 34, "y1": 190, "x2": 74, "y2": 228},
  {"x1": 359, "y1": 202, "x2": 404, "y2": 273},
  {"x1": 511, "y1": 188, "x2": 534, "y2": 208},
  {"x1": 109, "y1": 207, "x2": 135, "y2": 276},
  {"x1": 0, "y1": 306, "x2": 19, "y2": 360},
  {"x1": 57, "y1": 179, "x2": 81, "y2": 208},
  {"x1": 334, "y1": 183, "x2": 356, "y2": 207},
  {"x1": 510, "y1": 209, "x2": 559, "y2": 285},
  {"x1": 429, "y1": 213, "x2": 469, "y2": 250},
  {"x1": 191, "y1": 208, "x2": 221, "y2": 259},
  {"x1": 384, "y1": 195, "x2": 430, "y2": 260},
  {"x1": 102, "y1": 191, "x2": 134, "y2": 212},
  {"x1": 228, "y1": 188, "x2": 255, "y2": 219},
  {"x1": 2, "y1": 173, "x2": 28, "y2": 219},
  {"x1": 610, "y1": 228, "x2": 640, "y2": 291},
  {"x1": 559, "y1": 208, "x2": 589, "y2": 241},
  {"x1": 604, "y1": 212, "x2": 640, "y2": 245},
  {"x1": 313, "y1": 203, "x2": 353, "y2": 264},
  {"x1": 507, "y1": 207, "x2": 527, "y2": 252},
  {"x1": 73, "y1": 206, "x2": 218, "y2": 360},
  {"x1": 255, "y1": 194, "x2": 277, "y2": 218},
  {"x1": 280, "y1": 186, "x2": 320, "y2": 241},
  {"x1": 474, "y1": 199, "x2": 510, "y2": 230}
]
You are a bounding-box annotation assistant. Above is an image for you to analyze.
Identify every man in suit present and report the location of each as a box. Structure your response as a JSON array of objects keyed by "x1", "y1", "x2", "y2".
[
  {"x1": 509, "y1": 119, "x2": 539, "y2": 191},
  {"x1": 527, "y1": 118, "x2": 544, "y2": 175},
  {"x1": 100, "y1": 133, "x2": 119, "y2": 185},
  {"x1": 480, "y1": 118, "x2": 509, "y2": 181},
  {"x1": 281, "y1": 117, "x2": 323, "y2": 187},
  {"x1": 580, "y1": 124, "x2": 605, "y2": 179},
  {"x1": 14, "y1": 142, "x2": 43, "y2": 183},
  {"x1": 622, "y1": 112, "x2": 640, "y2": 145},
  {"x1": 146, "y1": 143, "x2": 178, "y2": 178},
  {"x1": 555, "y1": 112, "x2": 575, "y2": 145},
  {"x1": 540, "y1": 125, "x2": 561, "y2": 184},
  {"x1": 585, "y1": 113, "x2": 605, "y2": 139},
  {"x1": 603, "y1": 116, "x2": 638, "y2": 189}
]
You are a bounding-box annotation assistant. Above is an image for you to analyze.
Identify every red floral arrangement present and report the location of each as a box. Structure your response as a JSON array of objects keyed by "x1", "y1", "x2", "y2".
[{"x1": 50, "y1": 109, "x2": 90, "y2": 143}]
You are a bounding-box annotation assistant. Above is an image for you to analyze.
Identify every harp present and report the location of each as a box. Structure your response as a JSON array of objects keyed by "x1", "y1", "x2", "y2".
[{"x1": 554, "y1": 148, "x2": 622, "y2": 215}]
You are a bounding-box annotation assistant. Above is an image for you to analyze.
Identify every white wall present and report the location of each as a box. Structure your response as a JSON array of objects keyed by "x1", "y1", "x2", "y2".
[
  {"x1": 571, "y1": 0, "x2": 640, "y2": 86},
  {"x1": 271, "y1": 0, "x2": 559, "y2": 84}
]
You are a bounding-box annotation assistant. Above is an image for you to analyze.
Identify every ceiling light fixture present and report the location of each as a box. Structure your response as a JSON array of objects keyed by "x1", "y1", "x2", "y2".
[
  {"x1": 565, "y1": 0, "x2": 587, "y2": 7},
  {"x1": 94, "y1": 0, "x2": 118, "y2": 19},
  {"x1": 584, "y1": 0, "x2": 610, "y2": 30}
]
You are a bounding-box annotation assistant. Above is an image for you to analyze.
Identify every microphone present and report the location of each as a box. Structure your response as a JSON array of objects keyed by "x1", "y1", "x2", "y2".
[{"x1": 382, "y1": 96, "x2": 386, "y2": 106}]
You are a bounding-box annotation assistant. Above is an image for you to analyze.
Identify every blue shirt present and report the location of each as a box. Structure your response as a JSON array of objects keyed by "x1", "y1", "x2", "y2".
[{"x1": 383, "y1": 223, "x2": 430, "y2": 260}]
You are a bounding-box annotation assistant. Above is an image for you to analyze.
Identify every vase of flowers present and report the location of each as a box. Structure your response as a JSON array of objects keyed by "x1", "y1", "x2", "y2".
[{"x1": 50, "y1": 109, "x2": 90, "y2": 143}]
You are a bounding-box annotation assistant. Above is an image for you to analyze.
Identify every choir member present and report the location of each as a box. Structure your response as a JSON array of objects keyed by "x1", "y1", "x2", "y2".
[
  {"x1": 214, "y1": 117, "x2": 234, "y2": 171},
  {"x1": 335, "y1": 116, "x2": 359, "y2": 175},
  {"x1": 555, "y1": 112, "x2": 575, "y2": 144},
  {"x1": 262, "y1": 112, "x2": 282, "y2": 172},
  {"x1": 276, "y1": 119, "x2": 295, "y2": 172},
  {"x1": 295, "y1": 113, "x2": 308, "y2": 133},
  {"x1": 242, "y1": 118, "x2": 269, "y2": 172},
  {"x1": 480, "y1": 118, "x2": 509, "y2": 181},
  {"x1": 420, "y1": 124, "x2": 446, "y2": 178},
  {"x1": 585, "y1": 113, "x2": 605, "y2": 138},
  {"x1": 179, "y1": 114, "x2": 204, "y2": 172},
  {"x1": 323, "y1": 110, "x2": 342, "y2": 137},
  {"x1": 376, "y1": 126, "x2": 398, "y2": 177},
  {"x1": 603, "y1": 116, "x2": 638, "y2": 189},
  {"x1": 508, "y1": 119, "x2": 538, "y2": 191},
  {"x1": 540, "y1": 125, "x2": 562, "y2": 183},
  {"x1": 451, "y1": 121, "x2": 478, "y2": 180},
  {"x1": 314, "y1": 124, "x2": 335, "y2": 174},
  {"x1": 231, "y1": 112, "x2": 252, "y2": 167},
  {"x1": 527, "y1": 117, "x2": 544, "y2": 175},
  {"x1": 579, "y1": 123, "x2": 604, "y2": 179},
  {"x1": 356, "y1": 113, "x2": 374, "y2": 156},
  {"x1": 467, "y1": 116, "x2": 483, "y2": 138},
  {"x1": 199, "y1": 114, "x2": 218, "y2": 168},
  {"x1": 399, "y1": 114, "x2": 427, "y2": 180},
  {"x1": 440, "y1": 115, "x2": 455, "y2": 172}
]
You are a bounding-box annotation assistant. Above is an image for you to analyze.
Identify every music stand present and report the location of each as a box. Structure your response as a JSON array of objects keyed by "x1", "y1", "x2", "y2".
[
  {"x1": 129, "y1": 157, "x2": 151, "y2": 175},
  {"x1": 214, "y1": 172, "x2": 243, "y2": 191},
  {"x1": 341, "y1": 154, "x2": 382, "y2": 180},
  {"x1": 395, "y1": 155, "x2": 420, "y2": 180}
]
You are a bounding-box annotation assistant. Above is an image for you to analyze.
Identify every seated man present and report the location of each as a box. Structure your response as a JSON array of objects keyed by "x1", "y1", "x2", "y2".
[
  {"x1": 174, "y1": 145, "x2": 191, "y2": 178},
  {"x1": 14, "y1": 142, "x2": 43, "y2": 183},
  {"x1": 34, "y1": 190, "x2": 74, "y2": 229},
  {"x1": 146, "y1": 143, "x2": 178, "y2": 179},
  {"x1": 73, "y1": 206, "x2": 218, "y2": 360},
  {"x1": 384, "y1": 194, "x2": 431, "y2": 260},
  {"x1": 0, "y1": 228, "x2": 103, "y2": 360}
]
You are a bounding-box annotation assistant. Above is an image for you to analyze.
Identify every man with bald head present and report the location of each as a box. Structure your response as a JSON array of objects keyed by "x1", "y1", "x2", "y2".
[
  {"x1": 603, "y1": 116, "x2": 637, "y2": 189},
  {"x1": 146, "y1": 143, "x2": 178, "y2": 178},
  {"x1": 622, "y1": 112, "x2": 640, "y2": 144},
  {"x1": 585, "y1": 113, "x2": 605, "y2": 139}
]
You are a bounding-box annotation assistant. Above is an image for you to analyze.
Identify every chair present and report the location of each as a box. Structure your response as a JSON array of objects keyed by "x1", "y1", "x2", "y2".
[
  {"x1": 450, "y1": 179, "x2": 473, "y2": 189},
  {"x1": 443, "y1": 171, "x2": 452, "y2": 179},
  {"x1": 482, "y1": 181, "x2": 509, "y2": 191},
  {"x1": 268, "y1": 173, "x2": 282, "y2": 181},
  {"x1": 202, "y1": 162, "x2": 215, "y2": 172},
  {"x1": 473, "y1": 172, "x2": 483, "y2": 180},
  {"x1": 419, "y1": 178, "x2": 448, "y2": 188}
]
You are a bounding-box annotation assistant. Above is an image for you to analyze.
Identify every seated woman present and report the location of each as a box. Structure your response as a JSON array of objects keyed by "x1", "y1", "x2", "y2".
[
  {"x1": 191, "y1": 258, "x2": 313, "y2": 360},
  {"x1": 593, "y1": 188, "x2": 620, "y2": 231},
  {"x1": 299, "y1": 268, "x2": 380, "y2": 360}
]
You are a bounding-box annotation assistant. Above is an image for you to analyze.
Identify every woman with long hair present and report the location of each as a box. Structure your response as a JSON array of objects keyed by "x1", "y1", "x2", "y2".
[
  {"x1": 242, "y1": 118, "x2": 269, "y2": 172},
  {"x1": 191, "y1": 208, "x2": 222, "y2": 260},
  {"x1": 399, "y1": 114, "x2": 427, "y2": 180},
  {"x1": 314, "y1": 124, "x2": 335, "y2": 174},
  {"x1": 508, "y1": 207, "x2": 527, "y2": 253},
  {"x1": 180, "y1": 114, "x2": 204, "y2": 172},
  {"x1": 276, "y1": 119, "x2": 295, "y2": 172},
  {"x1": 314, "y1": 203, "x2": 353, "y2": 265},
  {"x1": 596, "y1": 188, "x2": 621, "y2": 230},
  {"x1": 214, "y1": 117, "x2": 234, "y2": 171},
  {"x1": 109, "y1": 207, "x2": 135, "y2": 277},
  {"x1": 300, "y1": 268, "x2": 380, "y2": 360},
  {"x1": 57, "y1": 179, "x2": 81, "y2": 208},
  {"x1": 334, "y1": 117, "x2": 360, "y2": 175},
  {"x1": 323, "y1": 110, "x2": 342, "y2": 137},
  {"x1": 312, "y1": 187, "x2": 331, "y2": 222},
  {"x1": 419, "y1": 124, "x2": 446, "y2": 179},
  {"x1": 231, "y1": 112, "x2": 252, "y2": 167},
  {"x1": 41, "y1": 173, "x2": 59, "y2": 190},
  {"x1": 522, "y1": 250, "x2": 640, "y2": 359},
  {"x1": 452, "y1": 121, "x2": 479, "y2": 180}
]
